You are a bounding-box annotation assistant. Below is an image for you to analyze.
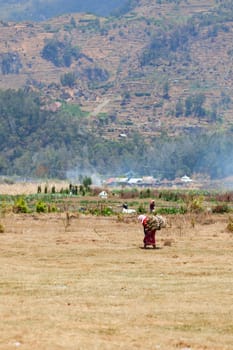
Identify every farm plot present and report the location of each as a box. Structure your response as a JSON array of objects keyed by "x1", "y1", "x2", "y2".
[{"x1": 0, "y1": 213, "x2": 232, "y2": 350}]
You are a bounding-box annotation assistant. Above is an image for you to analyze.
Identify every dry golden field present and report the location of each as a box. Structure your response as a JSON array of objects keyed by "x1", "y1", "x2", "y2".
[{"x1": 0, "y1": 205, "x2": 233, "y2": 350}]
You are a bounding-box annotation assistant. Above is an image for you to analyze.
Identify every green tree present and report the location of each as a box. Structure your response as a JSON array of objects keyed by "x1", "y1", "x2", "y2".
[{"x1": 82, "y1": 176, "x2": 92, "y2": 191}]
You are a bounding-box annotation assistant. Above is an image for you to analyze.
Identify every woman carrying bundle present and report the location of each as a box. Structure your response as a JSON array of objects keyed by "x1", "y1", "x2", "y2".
[
  {"x1": 138, "y1": 214, "x2": 166, "y2": 249},
  {"x1": 138, "y1": 214, "x2": 156, "y2": 249}
]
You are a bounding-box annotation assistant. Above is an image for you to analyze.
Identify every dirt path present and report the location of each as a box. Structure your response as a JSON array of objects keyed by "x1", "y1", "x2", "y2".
[{"x1": 91, "y1": 98, "x2": 110, "y2": 116}]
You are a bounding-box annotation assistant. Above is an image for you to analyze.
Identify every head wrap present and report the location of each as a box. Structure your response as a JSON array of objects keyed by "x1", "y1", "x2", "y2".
[{"x1": 138, "y1": 215, "x2": 146, "y2": 224}]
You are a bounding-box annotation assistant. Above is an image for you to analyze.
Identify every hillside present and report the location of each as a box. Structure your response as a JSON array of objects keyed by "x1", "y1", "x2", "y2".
[
  {"x1": 0, "y1": 0, "x2": 233, "y2": 179},
  {"x1": 0, "y1": 0, "x2": 233, "y2": 140}
]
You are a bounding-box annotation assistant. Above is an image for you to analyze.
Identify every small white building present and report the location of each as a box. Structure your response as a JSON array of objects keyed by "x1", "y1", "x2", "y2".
[{"x1": 98, "y1": 190, "x2": 108, "y2": 199}]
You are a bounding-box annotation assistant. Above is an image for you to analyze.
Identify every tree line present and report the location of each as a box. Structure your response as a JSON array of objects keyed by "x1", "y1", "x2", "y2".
[{"x1": 0, "y1": 89, "x2": 233, "y2": 180}]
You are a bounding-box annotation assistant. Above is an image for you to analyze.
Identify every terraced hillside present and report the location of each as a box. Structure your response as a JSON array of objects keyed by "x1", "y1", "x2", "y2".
[{"x1": 0, "y1": 0, "x2": 233, "y2": 140}]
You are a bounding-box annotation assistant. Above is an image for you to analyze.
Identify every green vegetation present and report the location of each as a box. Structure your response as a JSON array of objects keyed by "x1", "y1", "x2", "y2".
[
  {"x1": 1, "y1": 188, "x2": 233, "y2": 217},
  {"x1": 36, "y1": 200, "x2": 48, "y2": 213},
  {"x1": 41, "y1": 38, "x2": 80, "y2": 67},
  {"x1": 1, "y1": 87, "x2": 233, "y2": 179},
  {"x1": 13, "y1": 197, "x2": 29, "y2": 213}
]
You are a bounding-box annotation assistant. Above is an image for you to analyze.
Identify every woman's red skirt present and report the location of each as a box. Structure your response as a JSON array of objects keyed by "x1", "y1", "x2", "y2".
[{"x1": 143, "y1": 230, "x2": 156, "y2": 248}]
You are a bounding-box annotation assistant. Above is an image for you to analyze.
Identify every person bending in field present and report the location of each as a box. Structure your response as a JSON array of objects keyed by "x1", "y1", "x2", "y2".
[{"x1": 138, "y1": 214, "x2": 156, "y2": 249}]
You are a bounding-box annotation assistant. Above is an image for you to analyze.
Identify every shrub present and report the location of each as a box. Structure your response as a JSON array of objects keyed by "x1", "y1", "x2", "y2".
[
  {"x1": 13, "y1": 197, "x2": 29, "y2": 213},
  {"x1": 36, "y1": 200, "x2": 48, "y2": 213}
]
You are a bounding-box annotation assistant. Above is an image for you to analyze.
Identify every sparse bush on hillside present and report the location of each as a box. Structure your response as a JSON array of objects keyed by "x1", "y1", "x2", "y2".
[{"x1": 41, "y1": 38, "x2": 80, "y2": 67}]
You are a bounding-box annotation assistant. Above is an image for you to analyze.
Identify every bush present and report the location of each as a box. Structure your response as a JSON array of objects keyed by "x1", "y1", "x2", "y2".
[
  {"x1": 36, "y1": 200, "x2": 48, "y2": 213},
  {"x1": 13, "y1": 197, "x2": 29, "y2": 213}
]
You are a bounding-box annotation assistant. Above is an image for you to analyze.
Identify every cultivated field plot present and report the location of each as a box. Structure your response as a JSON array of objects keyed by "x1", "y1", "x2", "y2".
[{"x1": 0, "y1": 212, "x2": 232, "y2": 350}]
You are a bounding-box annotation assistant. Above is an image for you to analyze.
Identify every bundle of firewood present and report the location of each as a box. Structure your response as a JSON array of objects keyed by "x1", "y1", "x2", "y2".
[{"x1": 146, "y1": 215, "x2": 167, "y2": 230}]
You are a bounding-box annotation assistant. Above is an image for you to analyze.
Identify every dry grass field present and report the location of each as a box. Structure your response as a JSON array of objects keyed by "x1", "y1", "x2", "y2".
[{"x1": 0, "y1": 207, "x2": 233, "y2": 350}]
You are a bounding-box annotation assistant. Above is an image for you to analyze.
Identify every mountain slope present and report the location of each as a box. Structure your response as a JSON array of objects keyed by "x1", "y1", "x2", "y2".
[
  {"x1": 1, "y1": 0, "x2": 232, "y2": 139},
  {"x1": 0, "y1": 0, "x2": 233, "y2": 179}
]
